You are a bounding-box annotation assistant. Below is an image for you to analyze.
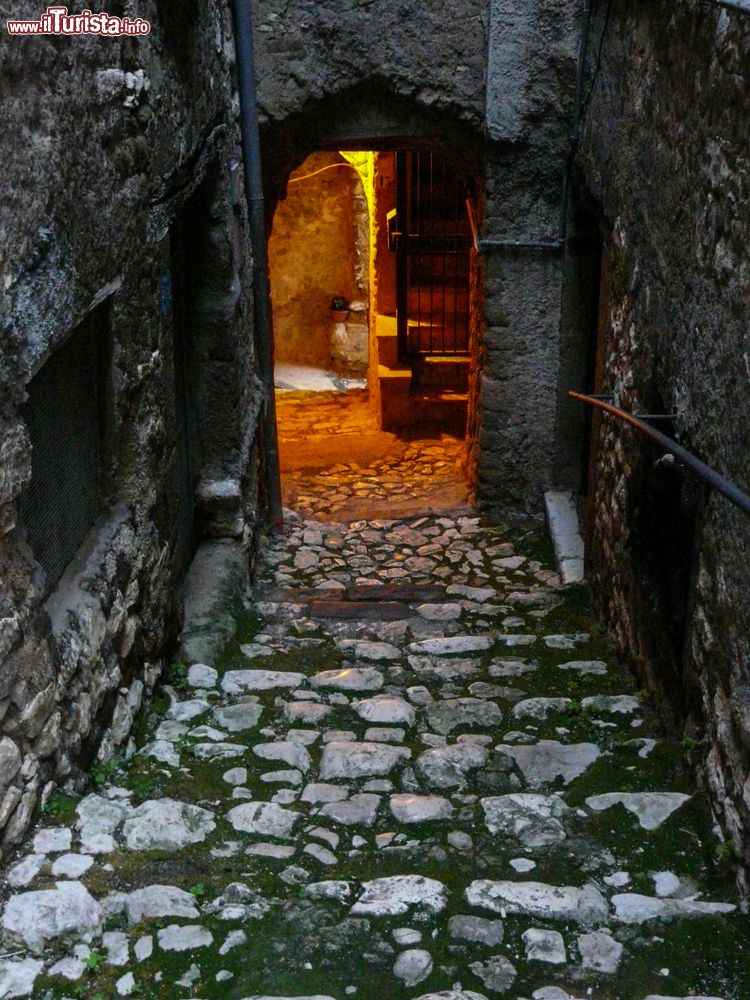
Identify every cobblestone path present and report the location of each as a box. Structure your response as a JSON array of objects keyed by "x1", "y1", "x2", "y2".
[{"x1": 1, "y1": 445, "x2": 748, "y2": 1000}]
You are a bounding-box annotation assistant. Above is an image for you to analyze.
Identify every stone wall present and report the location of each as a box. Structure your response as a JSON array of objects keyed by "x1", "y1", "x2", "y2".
[
  {"x1": 254, "y1": 0, "x2": 581, "y2": 512},
  {"x1": 477, "y1": 1, "x2": 582, "y2": 514},
  {"x1": 0, "y1": 0, "x2": 264, "y2": 854},
  {"x1": 576, "y1": 2, "x2": 750, "y2": 886},
  {"x1": 269, "y1": 151, "x2": 369, "y2": 374}
]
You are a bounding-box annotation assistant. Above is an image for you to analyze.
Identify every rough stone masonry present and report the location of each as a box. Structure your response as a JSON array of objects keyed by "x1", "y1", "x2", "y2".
[{"x1": 1, "y1": 0, "x2": 749, "y2": 914}]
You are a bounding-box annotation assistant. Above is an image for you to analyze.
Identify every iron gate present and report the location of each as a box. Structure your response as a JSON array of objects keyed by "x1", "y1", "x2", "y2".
[{"x1": 394, "y1": 151, "x2": 472, "y2": 361}]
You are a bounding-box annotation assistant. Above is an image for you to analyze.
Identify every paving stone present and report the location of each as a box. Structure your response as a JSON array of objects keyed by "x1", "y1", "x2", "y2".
[
  {"x1": 165, "y1": 699, "x2": 210, "y2": 722},
  {"x1": 1, "y1": 881, "x2": 103, "y2": 953},
  {"x1": 189, "y1": 724, "x2": 229, "y2": 741},
  {"x1": 188, "y1": 663, "x2": 218, "y2": 688},
  {"x1": 7, "y1": 853, "x2": 46, "y2": 888},
  {"x1": 415, "y1": 742, "x2": 489, "y2": 790},
  {"x1": 415, "y1": 603, "x2": 463, "y2": 621},
  {"x1": 303, "y1": 842, "x2": 338, "y2": 865},
  {"x1": 155, "y1": 720, "x2": 189, "y2": 742},
  {"x1": 465, "y1": 880, "x2": 609, "y2": 925},
  {"x1": 393, "y1": 947, "x2": 434, "y2": 986},
  {"x1": 122, "y1": 799, "x2": 215, "y2": 851},
  {"x1": 103, "y1": 930, "x2": 129, "y2": 966},
  {"x1": 408, "y1": 635, "x2": 493, "y2": 656},
  {"x1": 469, "y1": 954, "x2": 517, "y2": 992},
  {"x1": 157, "y1": 924, "x2": 213, "y2": 951},
  {"x1": 512, "y1": 697, "x2": 573, "y2": 720},
  {"x1": 489, "y1": 660, "x2": 538, "y2": 678},
  {"x1": 353, "y1": 694, "x2": 416, "y2": 725},
  {"x1": 522, "y1": 927, "x2": 567, "y2": 964},
  {"x1": 253, "y1": 740, "x2": 311, "y2": 772},
  {"x1": 0, "y1": 958, "x2": 44, "y2": 996},
  {"x1": 558, "y1": 660, "x2": 608, "y2": 675},
  {"x1": 577, "y1": 930, "x2": 623, "y2": 973},
  {"x1": 319, "y1": 741, "x2": 410, "y2": 779},
  {"x1": 51, "y1": 853, "x2": 94, "y2": 878},
  {"x1": 125, "y1": 885, "x2": 200, "y2": 923},
  {"x1": 410, "y1": 655, "x2": 482, "y2": 681},
  {"x1": 227, "y1": 802, "x2": 300, "y2": 838},
  {"x1": 138, "y1": 739, "x2": 180, "y2": 766},
  {"x1": 336, "y1": 639, "x2": 402, "y2": 661},
  {"x1": 585, "y1": 792, "x2": 691, "y2": 830},
  {"x1": 582, "y1": 694, "x2": 642, "y2": 714},
  {"x1": 47, "y1": 943, "x2": 90, "y2": 981},
  {"x1": 221, "y1": 670, "x2": 306, "y2": 693},
  {"x1": 510, "y1": 857, "x2": 537, "y2": 872},
  {"x1": 33, "y1": 827, "x2": 72, "y2": 853},
  {"x1": 223, "y1": 767, "x2": 248, "y2": 786},
  {"x1": 301, "y1": 783, "x2": 349, "y2": 804},
  {"x1": 412, "y1": 993, "x2": 490, "y2": 1000},
  {"x1": 351, "y1": 875, "x2": 448, "y2": 917},
  {"x1": 611, "y1": 893, "x2": 736, "y2": 923},
  {"x1": 426, "y1": 697, "x2": 503, "y2": 735},
  {"x1": 246, "y1": 843, "x2": 296, "y2": 859},
  {"x1": 653, "y1": 871, "x2": 681, "y2": 897},
  {"x1": 393, "y1": 926, "x2": 422, "y2": 945},
  {"x1": 310, "y1": 668, "x2": 385, "y2": 691},
  {"x1": 213, "y1": 702, "x2": 264, "y2": 731},
  {"x1": 364, "y1": 726, "x2": 405, "y2": 742},
  {"x1": 496, "y1": 740, "x2": 601, "y2": 787},
  {"x1": 191, "y1": 742, "x2": 247, "y2": 761},
  {"x1": 304, "y1": 880, "x2": 353, "y2": 902},
  {"x1": 389, "y1": 793, "x2": 454, "y2": 823},
  {"x1": 481, "y1": 793, "x2": 570, "y2": 846},
  {"x1": 285, "y1": 701, "x2": 332, "y2": 724},
  {"x1": 448, "y1": 914, "x2": 504, "y2": 946},
  {"x1": 319, "y1": 793, "x2": 381, "y2": 826},
  {"x1": 544, "y1": 633, "x2": 590, "y2": 648},
  {"x1": 261, "y1": 768, "x2": 303, "y2": 786},
  {"x1": 447, "y1": 584, "x2": 497, "y2": 602}
]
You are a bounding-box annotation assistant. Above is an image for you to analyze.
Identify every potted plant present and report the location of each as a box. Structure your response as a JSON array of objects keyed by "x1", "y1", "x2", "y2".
[{"x1": 329, "y1": 297, "x2": 349, "y2": 322}]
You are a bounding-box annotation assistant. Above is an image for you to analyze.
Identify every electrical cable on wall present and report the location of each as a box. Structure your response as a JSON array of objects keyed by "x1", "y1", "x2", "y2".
[{"x1": 288, "y1": 163, "x2": 359, "y2": 184}]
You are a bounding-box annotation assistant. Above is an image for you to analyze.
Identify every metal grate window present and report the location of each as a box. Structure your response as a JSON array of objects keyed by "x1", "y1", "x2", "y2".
[{"x1": 19, "y1": 309, "x2": 108, "y2": 595}]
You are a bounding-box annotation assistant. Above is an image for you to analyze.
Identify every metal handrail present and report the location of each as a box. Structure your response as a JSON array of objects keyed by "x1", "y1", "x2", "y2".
[{"x1": 569, "y1": 391, "x2": 750, "y2": 517}]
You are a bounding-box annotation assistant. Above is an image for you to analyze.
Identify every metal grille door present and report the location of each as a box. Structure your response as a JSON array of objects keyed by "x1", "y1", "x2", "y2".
[
  {"x1": 19, "y1": 314, "x2": 105, "y2": 595},
  {"x1": 395, "y1": 151, "x2": 472, "y2": 360}
]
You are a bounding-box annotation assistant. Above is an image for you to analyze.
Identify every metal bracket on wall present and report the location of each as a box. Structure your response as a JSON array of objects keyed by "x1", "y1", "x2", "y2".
[{"x1": 707, "y1": 0, "x2": 750, "y2": 14}]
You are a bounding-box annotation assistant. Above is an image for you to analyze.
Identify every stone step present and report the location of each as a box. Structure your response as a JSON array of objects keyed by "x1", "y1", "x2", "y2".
[{"x1": 309, "y1": 599, "x2": 411, "y2": 621}]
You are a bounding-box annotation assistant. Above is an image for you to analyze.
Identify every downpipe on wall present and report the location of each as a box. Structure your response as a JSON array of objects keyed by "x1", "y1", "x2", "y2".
[{"x1": 230, "y1": 0, "x2": 284, "y2": 526}]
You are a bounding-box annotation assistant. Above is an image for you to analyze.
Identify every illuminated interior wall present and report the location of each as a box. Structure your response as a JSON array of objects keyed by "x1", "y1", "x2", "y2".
[{"x1": 269, "y1": 151, "x2": 370, "y2": 372}]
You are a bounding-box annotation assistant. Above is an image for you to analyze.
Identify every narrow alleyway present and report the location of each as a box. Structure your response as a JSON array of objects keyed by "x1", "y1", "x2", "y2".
[{"x1": 1, "y1": 447, "x2": 748, "y2": 1000}]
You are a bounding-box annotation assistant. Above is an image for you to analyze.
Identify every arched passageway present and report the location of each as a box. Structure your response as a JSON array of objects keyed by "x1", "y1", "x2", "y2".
[{"x1": 263, "y1": 88, "x2": 486, "y2": 511}]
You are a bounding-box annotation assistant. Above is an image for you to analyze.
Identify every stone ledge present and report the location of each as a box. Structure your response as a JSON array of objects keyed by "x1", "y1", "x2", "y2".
[{"x1": 544, "y1": 490, "x2": 585, "y2": 585}]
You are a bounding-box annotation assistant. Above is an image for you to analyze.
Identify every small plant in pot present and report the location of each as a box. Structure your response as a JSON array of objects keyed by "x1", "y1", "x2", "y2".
[{"x1": 329, "y1": 297, "x2": 349, "y2": 322}]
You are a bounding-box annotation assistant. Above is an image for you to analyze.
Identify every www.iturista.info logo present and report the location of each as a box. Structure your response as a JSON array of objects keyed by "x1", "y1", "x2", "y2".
[{"x1": 5, "y1": 5, "x2": 151, "y2": 35}]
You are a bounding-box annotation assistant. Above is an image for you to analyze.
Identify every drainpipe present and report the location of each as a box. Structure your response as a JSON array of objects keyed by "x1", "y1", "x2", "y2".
[
  {"x1": 477, "y1": 0, "x2": 593, "y2": 254},
  {"x1": 230, "y1": 0, "x2": 283, "y2": 526}
]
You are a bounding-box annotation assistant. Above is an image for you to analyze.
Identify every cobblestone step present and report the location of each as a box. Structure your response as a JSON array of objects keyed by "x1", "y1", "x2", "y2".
[{"x1": 0, "y1": 443, "x2": 746, "y2": 1000}]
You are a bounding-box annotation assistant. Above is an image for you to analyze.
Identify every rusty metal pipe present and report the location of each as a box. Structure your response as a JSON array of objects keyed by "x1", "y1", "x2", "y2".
[{"x1": 569, "y1": 391, "x2": 750, "y2": 517}]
